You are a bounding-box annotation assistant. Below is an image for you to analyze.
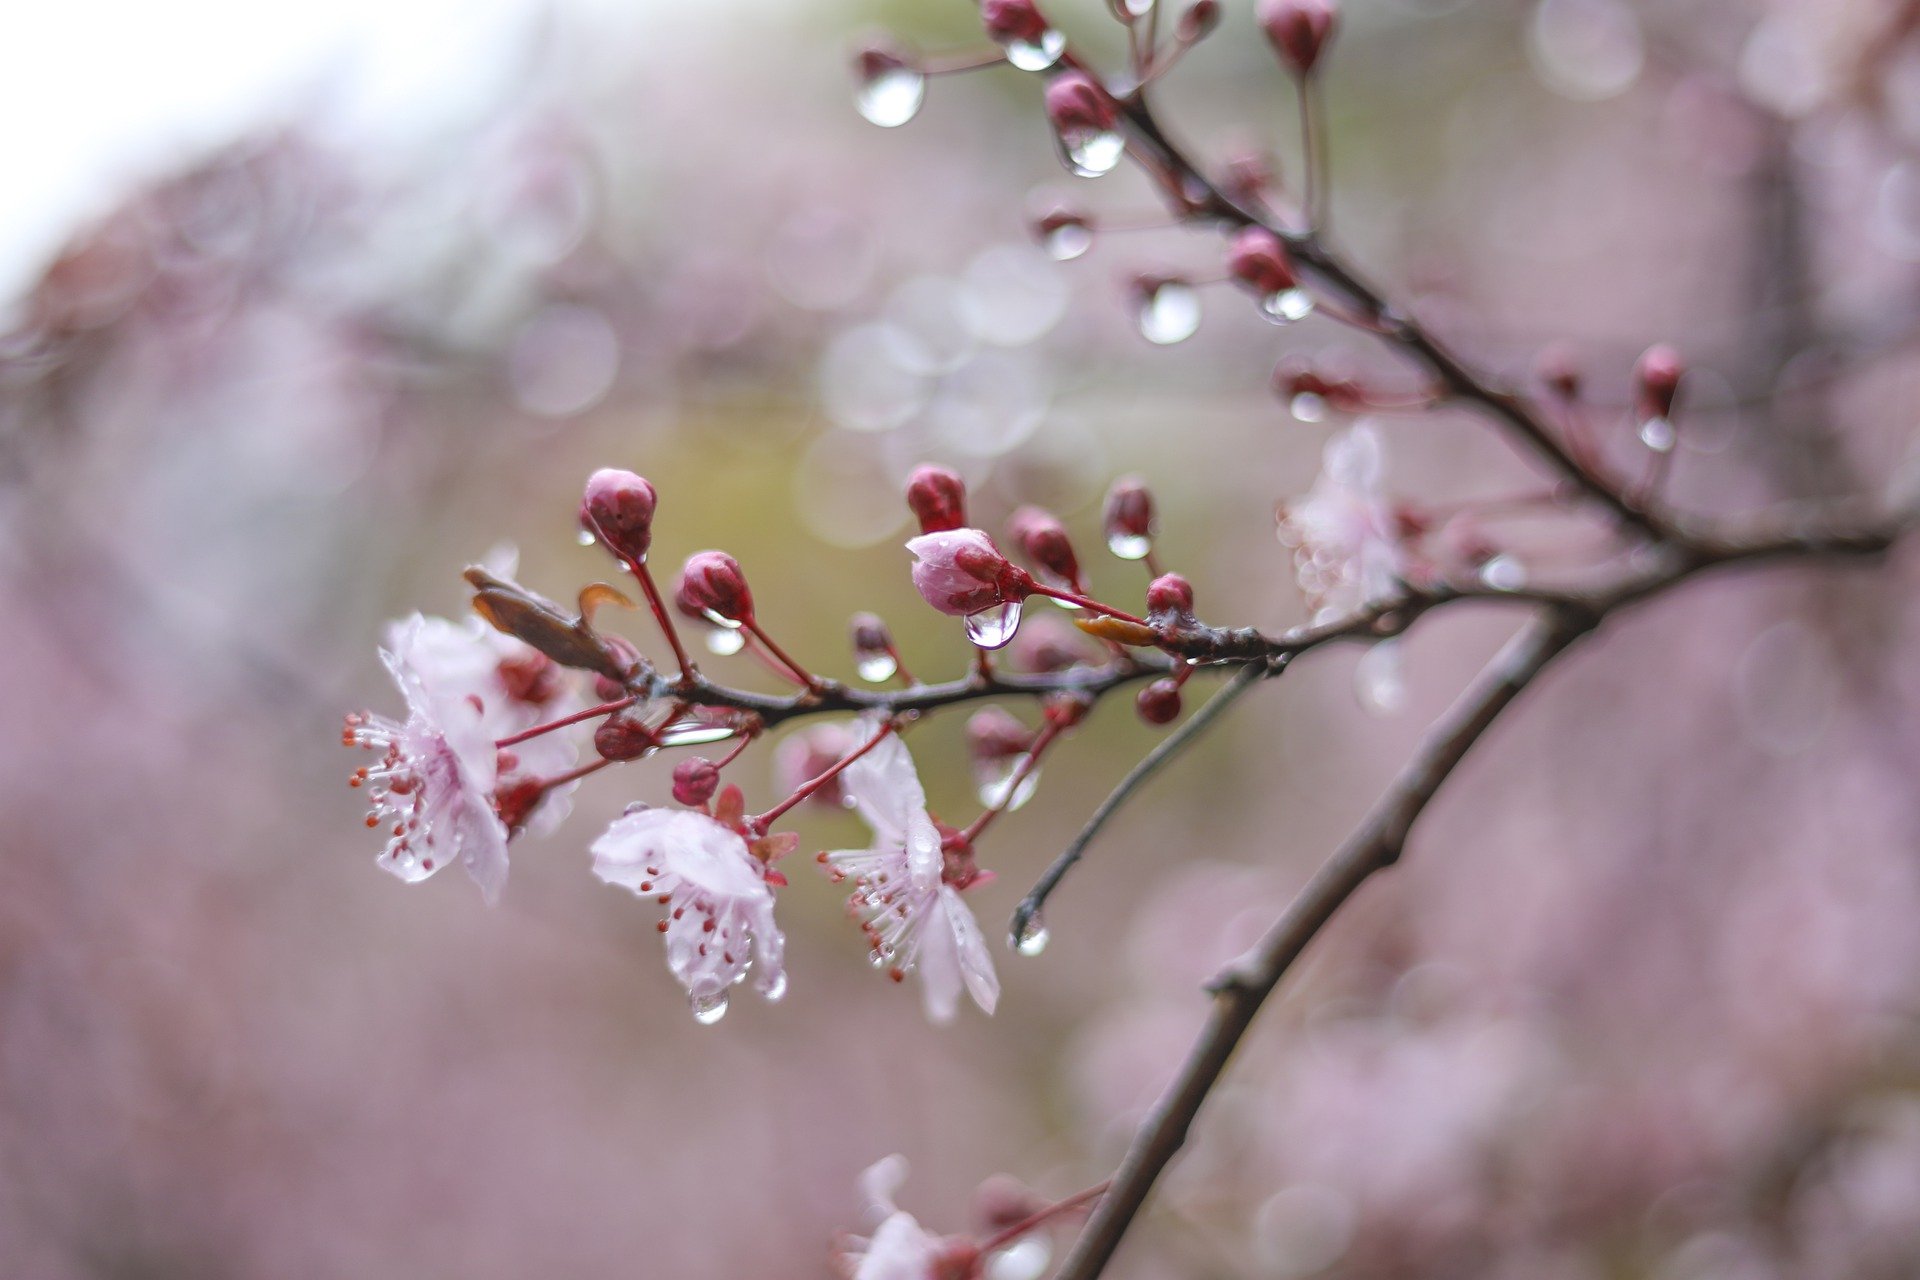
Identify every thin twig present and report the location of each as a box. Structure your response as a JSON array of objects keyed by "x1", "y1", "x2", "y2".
[{"x1": 1009, "y1": 659, "x2": 1277, "y2": 946}]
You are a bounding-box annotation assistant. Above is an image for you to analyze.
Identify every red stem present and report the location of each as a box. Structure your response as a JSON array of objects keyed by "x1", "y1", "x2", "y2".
[
  {"x1": 978, "y1": 1181, "x2": 1112, "y2": 1255},
  {"x1": 960, "y1": 720, "x2": 1062, "y2": 844},
  {"x1": 539, "y1": 756, "x2": 613, "y2": 791},
  {"x1": 495, "y1": 696, "x2": 637, "y2": 748},
  {"x1": 628, "y1": 558, "x2": 697, "y2": 685},
  {"x1": 1031, "y1": 585, "x2": 1148, "y2": 626},
  {"x1": 753, "y1": 720, "x2": 896, "y2": 829},
  {"x1": 744, "y1": 618, "x2": 823, "y2": 692}
]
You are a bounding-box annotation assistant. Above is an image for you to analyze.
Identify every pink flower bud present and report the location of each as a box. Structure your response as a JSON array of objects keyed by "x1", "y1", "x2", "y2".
[
  {"x1": 671, "y1": 757, "x2": 721, "y2": 807},
  {"x1": 1258, "y1": 0, "x2": 1339, "y2": 76},
  {"x1": 675, "y1": 551, "x2": 754, "y2": 625},
  {"x1": 907, "y1": 529, "x2": 1033, "y2": 617},
  {"x1": 1146, "y1": 572, "x2": 1195, "y2": 617},
  {"x1": 1634, "y1": 344, "x2": 1684, "y2": 421},
  {"x1": 594, "y1": 712, "x2": 655, "y2": 761},
  {"x1": 981, "y1": 0, "x2": 1049, "y2": 44},
  {"x1": 1177, "y1": 0, "x2": 1222, "y2": 42},
  {"x1": 580, "y1": 468, "x2": 658, "y2": 563},
  {"x1": 1226, "y1": 226, "x2": 1298, "y2": 297},
  {"x1": 850, "y1": 612, "x2": 893, "y2": 657},
  {"x1": 906, "y1": 464, "x2": 969, "y2": 534},
  {"x1": 1044, "y1": 71, "x2": 1118, "y2": 137},
  {"x1": 1102, "y1": 475, "x2": 1156, "y2": 559},
  {"x1": 967, "y1": 706, "x2": 1036, "y2": 763},
  {"x1": 1136, "y1": 678, "x2": 1183, "y2": 725},
  {"x1": 1007, "y1": 505, "x2": 1082, "y2": 591}
]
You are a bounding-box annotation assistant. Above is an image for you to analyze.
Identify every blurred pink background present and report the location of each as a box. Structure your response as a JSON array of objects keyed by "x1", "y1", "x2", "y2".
[{"x1": 4, "y1": 1, "x2": 1920, "y2": 1276}]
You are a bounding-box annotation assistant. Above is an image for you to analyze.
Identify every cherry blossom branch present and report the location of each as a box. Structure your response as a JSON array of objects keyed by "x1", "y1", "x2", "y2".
[{"x1": 1046, "y1": 501, "x2": 1919, "y2": 1280}]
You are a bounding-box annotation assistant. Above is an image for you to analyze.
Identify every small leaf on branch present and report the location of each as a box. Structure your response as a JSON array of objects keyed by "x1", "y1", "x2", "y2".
[
  {"x1": 464, "y1": 566, "x2": 632, "y2": 681},
  {"x1": 1074, "y1": 615, "x2": 1159, "y2": 646}
]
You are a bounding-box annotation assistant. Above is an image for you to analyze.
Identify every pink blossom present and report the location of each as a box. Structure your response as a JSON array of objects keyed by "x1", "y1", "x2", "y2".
[
  {"x1": 824, "y1": 724, "x2": 998, "y2": 1022},
  {"x1": 1277, "y1": 425, "x2": 1406, "y2": 621},
  {"x1": 345, "y1": 615, "x2": 512, "y2": 904},
  {"x1": 833, "y1": 1156, "x2": 979, "y2": 1280},
  {"x1": 906, "y1": 529, "x2": 1028, "y2": 618},
  {"x1": 591, "y1": 808, "x2": 787, "y2": 1017}
]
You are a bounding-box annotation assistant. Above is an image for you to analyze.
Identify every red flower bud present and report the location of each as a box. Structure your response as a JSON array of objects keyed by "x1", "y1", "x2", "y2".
[
  {"x1": 1177, "y1": 0, "x2": 1222, "y2": 42},
  {"x1": 906, "y1": 464, "x2": 969, "y2": 534},
  {"x1": 982, "y1": 0, "x2": 1049, "y2": 45},
  {"x1": 1226, "y1": 226, "x2": 1298, "y2": 297},
  {"x1": 671, "y1": 757, "x2": 722, "y2": 807},
  {"x1": 580, "y1": 468, "x2": 658, "y2": 563},
  {"x1": 1634, "y1": 344, "x2": 1684, "y2": 421},
  {"x1": 594, "y1": 712, "x2": 656, "y2": 762},
  {"x1": 1007, "y1": 505, "x2": 1082, "y2": 591},
  {"x1": 1146, "y1": 572, "x2": 1195, "y2": 617},
  {"x1": 1136, "y1": 679, "x2": 1183, "y2": 725},
  {"x1": 1044, "y1": 71, "x2": 1117, "y2": 136},
  {"x1": 968, "y1": 706, "x2": 1037, "y2": 763},
  {"x1": 907, "y1": 529, "x2": 1033, "y2": 617},
  {"x1": 1258, "y1": 0, "x2": 1339, "y2": 76},
  {"x1": 675, "y1": 551, "x2": 754, "y2": 625},
  {"x1": 1102, "y1": 475, "x2": 1156, "y2": 559}
]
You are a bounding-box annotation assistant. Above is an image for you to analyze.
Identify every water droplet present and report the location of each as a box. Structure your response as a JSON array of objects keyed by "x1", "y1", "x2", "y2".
[
  {"x1": 1107, "y1": 531, "x2": 1152, "y2": 560},
  {"x1": 701, "y1": 610, "x2": 744, "y2": 631},
  {"x1": 1355, "y1": 641, "x2": 1406, "y2": 716},
  {"x1": 1261, "y1": 287, "x2": 1315, "y2": 324},
  {"x1": 856, "y1": 652, "x2": 898, "y2": 683},
  {"x1": 1477, "y1": 553, "x2": 1527, "y2": 591},
  {"x1": 657, "y1": 721, "x2": 739, "y2": 748},
  {"x1": 1058, "y1": 127, "x2": 1125, "y2": 178},
  {"x1": 964, "y1": 599, "x2": 1025, "y2": 649},
  {"x1": 1136, "y1": 280, "x2": 1201, "y2": 345},
  {"x1": 987, "y1": 1236, "x2": 1053, "y2": 1280},
  {"x1": 1290, "y1": 391, "x2": 1328, "y2": 423},
  {"x1": 1001, "y1": 28, "x2": 1066, "y2": 72},
  {"x1": 1639, "y1": 415, "x2": 1676, "y2": 452},
  {"x1": 577, "y1": 529, "x2": 597, "y2": 547},
  {"x1": 1043, "y1": 221, "x2": 1093, "y2": 261},
  {"x1": 764, "y1": 971, "x2": 788, "y2": 1002},
  {"x1": 857, "y1": 65, "x2": 926, "y2": 128},
  {"x1": 690, "y1": 990, "x2": 730, "y2": 1024},
  {"x1": 705, "y1": 626, "x2": 747, "y2": 656},
  {"x1": 977, "y1": 761, "x2": 1041, "y2": 812},
  {"x1": 1012, "y1": 912, "x2": 1050, "y2": 956}
]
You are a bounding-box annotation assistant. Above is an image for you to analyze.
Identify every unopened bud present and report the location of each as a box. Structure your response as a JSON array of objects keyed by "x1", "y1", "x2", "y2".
[
  {"x1": 671, "y1": 757, "x2": 722, "y2": 807},
  {"x1": 982, "y1": 0, "x2": 1049, "y2": 44},
  {"x1": 906, "y1": 529, "x2": 1032, "y2": 617},
  {"x1": 968, "y1": 707, "x2": 1036, "y2": 763},
  {"x1": 1102, "y1": 475, "x2": 1157, "y2": 560},
  {"x1": 972, "y1": 1176, "x2": 1045, "y2": 1233},
  {"x1": 1146, "y1": 572, "x2": 1195, "y2": 617},
  {"x1": 1634, "y1": 344, "x2": 1684, "y2": 421},
  {"x1": 1258, "y1": 0, "x2": 1339, "y2": 76},
  {"x1": 1031, "y1": 203, "x2": 1093, "y2": 261},
  {"x1": 1007, "y1": 505, "x2": 1082, "y2": 591},
  {"x1": 1136, "y1": 679, "x2": 1183, "y2": 725},
  {"x1": 580, "y1": 468, "x2": 658, "y2": 563},
  {"x1": 1221, "y1": 151, "x2": 1277, "y2": 204},
  {"x1": 675, "y1": 551, "x2": 754, "y2": 625},
  {"x1": 906, "y1": 464, "x2": 969, "y2": 534},
  {"x1": 1044, "y1": 71, "x2": 1117, "y2": 136},
  {"x1": 1177, "y1": 0, "x2": 1222, "y2": 42},
  {"x1": 594, "y1": 712, "x2": 656, "y2": 761},
  {"x1": 1226, "y1": 226, "x2": 1298, "y2": 296}
]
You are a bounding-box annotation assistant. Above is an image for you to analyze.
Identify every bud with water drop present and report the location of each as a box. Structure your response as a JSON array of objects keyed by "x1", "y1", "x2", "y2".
[
  {"x1": 1131, "y1": 273, "x2": 1202, "y2": 345},
  {"x1": 1145, "y1": 572, "x2": 1195, "y2": 623},
  {"x1": 1031, "y1": 203, "x2": 1093, "y2": 261},
  {"x1": 595, "y1": 710, "x2": 657, "y2": 762},
  {"x1": 968, "y1": 706, "x2": 1040, "y2": 810},
  {"x1": 1007, "y1": 505, "x2": 1084, "y2": 595},
  {"x1": 1258, "y1": 0, "x2": 1340, "y2": 77},
  {"x1": 906, "y1": 463, "x2": 969, "y2": 534},
  {"x1": 1103, "y1": 476, "x2": 1157, "y2": 560},
  {"x1": 852, "y1": 35, "x2": 926, "y2": 128},
  {"x1": 675, "y1": 551, "x2": 755, "y2": 628},
  {"x1": 906, "y1": 528, "x2": 1035, "y2": 648},
  {"x1": 1177, "y1": 0, "x2": 1222, "y2": 42},
  {"x1": 1045, "y1": 72, "x2": 1125, "y2": 178},
  {"x1": 1633, "y1": 344, "x2": 1684, "y2": 452},
  {"x1": 580, "y1": 468, "x2": 658, "y2": 564},
  {"x1": 1227, "y1": 226, "x2": 1314, "y2": 324},
  {"x1": 850, "y1": 611, "x2": 900, "y2": 683},
  {"x1": 982, "y1": 0, "x2": 1065, "y2": 71}
]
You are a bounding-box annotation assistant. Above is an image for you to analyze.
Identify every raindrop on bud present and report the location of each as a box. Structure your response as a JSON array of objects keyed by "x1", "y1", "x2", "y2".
[
  {"x1": 853, "y1": 39, "x2": 927, "y2": 128},
  {"x1": 983, "y1": 0, "x2": 1066, "y2": 71},
  {"x1": 1132, "y1": 275, "x2": 1201, "y2": 345},
  {"x1": 1261, "y1": 288, "x2": 1315, "y2": 324},
  {"x1": 1478, "y1": 553, "x2": 1527, "y2": 591},
  {"x1": 690, "y1": 990, "x2": 730, "y2": 1025},
  {"x1": 1633, "y1": 343, "x2": 1684, "y2": 422},
  {"x1": 1290, "y1": 391, "x2": 1328, "y2": 423},
  {"x1": 675, "y1": 551, "x2": 754, "y2": 626},
  {"x1": 764, "y1": 971, "x2": 788, "y2": 1002},
  {"x1": 1103, "y1": 476, "x2": 1156, "y2": 560},
  {"x1": 1033, "y1": 206, "x2": 1093, "y2": 261},
  {"x1": 1045, "y1": 72, "x2": 1124, "y2": 178},
  {"x1": 1355, "y1": 639, "x2": 1405, "y2": 715},
  {"x1": 965, "y1": 599, "x2": 1026, "y2": 649},
  {"x1": 1639, "y1": 416, "x2": 1676, "y2": 452},
  {"x1": 705, "y1": 626, "x2": 747, "y2": 656},
  {"x1": 851, "y1": 612, "x2": 899, "y2": 682}
]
